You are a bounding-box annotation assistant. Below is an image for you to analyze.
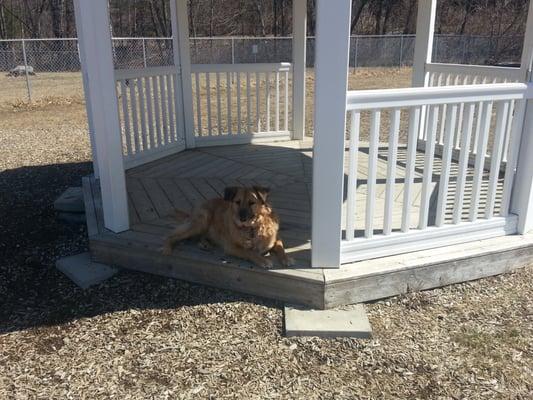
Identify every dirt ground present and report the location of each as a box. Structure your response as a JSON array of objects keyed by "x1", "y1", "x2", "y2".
[{"x1": 0, "y1": 68, "x2": 532, "y2": 399}]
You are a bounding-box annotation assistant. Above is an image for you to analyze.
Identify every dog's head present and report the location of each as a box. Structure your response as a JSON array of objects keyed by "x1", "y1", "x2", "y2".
[{"x1": 224, "y1": 186, "x2": 271, "y2": 227}]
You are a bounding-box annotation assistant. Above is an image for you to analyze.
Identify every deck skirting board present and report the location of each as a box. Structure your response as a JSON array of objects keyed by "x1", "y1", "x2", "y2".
[
  {"x1": 89, "y1": 235, "x2": 325, "y2": 309},
  {"x1": 325, "y1": 234, "x2": 533, "y2": 308}
]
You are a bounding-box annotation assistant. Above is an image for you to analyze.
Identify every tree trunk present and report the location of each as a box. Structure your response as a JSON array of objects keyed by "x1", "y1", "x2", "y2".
[
  {"x1": 351, "y1": 0, "x2": 369, "y2": 34},
  {"x1": 50, "y1": 0, "x2": 63, "y2": 38}
]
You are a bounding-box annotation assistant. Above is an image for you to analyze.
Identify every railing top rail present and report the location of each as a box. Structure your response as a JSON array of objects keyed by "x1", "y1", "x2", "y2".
[
  {"x1": 346, "y1": 83, "x2": 531, "y2": 111},
  {"x1": 190, "y1": 62, "x2": 292, "y2": 73},
  {"x1": 115, "y1": 65, "x2": 176, "y2": 80},
  {"x1": 426, "y1": 62, "x2": 522, "y2": 80},
  {"x1": 0, "y1": 34, "x2": 522, "y2": 42}
]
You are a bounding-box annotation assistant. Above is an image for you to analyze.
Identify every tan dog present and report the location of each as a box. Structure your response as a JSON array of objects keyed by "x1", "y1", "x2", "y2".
[{"x1": 162, "y1": 186, "x2": 294, "y2": 269}]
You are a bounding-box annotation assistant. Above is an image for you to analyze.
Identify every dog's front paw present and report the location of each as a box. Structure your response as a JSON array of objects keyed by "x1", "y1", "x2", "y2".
[{"x1": 256, "y1": 257, "x2": 274, "y2": 269}]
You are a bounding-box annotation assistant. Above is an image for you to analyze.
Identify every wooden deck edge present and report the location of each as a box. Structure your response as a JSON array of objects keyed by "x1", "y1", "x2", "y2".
[
  {"x1": 323, "y1": 236, "x2": 533, "y2": 309},
  {"x1": 89, "y1": 234, "x2": 325, "y2": 309}
]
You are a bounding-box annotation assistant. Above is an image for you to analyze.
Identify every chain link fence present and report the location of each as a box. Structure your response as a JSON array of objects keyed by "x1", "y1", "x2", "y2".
[{"x1": 0, "y1": 35, "x2": 523, "y2": 102}]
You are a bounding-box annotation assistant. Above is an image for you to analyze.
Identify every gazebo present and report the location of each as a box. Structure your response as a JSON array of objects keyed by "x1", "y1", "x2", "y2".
[{"x1": 74, "y1": 0, "x2": 533, "y2": 309}]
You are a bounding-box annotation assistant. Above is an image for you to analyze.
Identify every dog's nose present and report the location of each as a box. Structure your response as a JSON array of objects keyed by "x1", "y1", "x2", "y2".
[{"x1": 239, "y1": 209, "x2": 248, "y2": 221}]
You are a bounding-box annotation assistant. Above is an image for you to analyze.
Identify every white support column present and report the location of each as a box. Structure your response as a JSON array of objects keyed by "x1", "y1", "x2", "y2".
[
  {"x1": 412, "y1": 0, "x2": 437, "y2": 87},
  {"x1": 292, "y1": 0, "x2": 307, "y2": 140},
  {"x1": 412, "y1": 0, "x2": 437, "y2": 141},
  {"x1": 311, "y1": 0, "x2": 352, "y2": 269},
  {"x1": 76, "y1": 33, "x2": 99, "y2": 179},
  {"x1": 73, "y1": 0, "x2": 129, "y2": 232},
  {"x1": 80, "y1": 69, "x2": 99, "y2": 179},
  {"x1": 511, "y1": 1, "x2": 533, "y2": 234},
  {"x1": 171, "y1": 0, "x2": 195, "y2": 148}
]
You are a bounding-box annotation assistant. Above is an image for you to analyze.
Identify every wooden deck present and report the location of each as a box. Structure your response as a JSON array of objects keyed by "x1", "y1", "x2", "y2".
[{"x1": 84, "y1": 139, "x2": 532, "y2": 308}]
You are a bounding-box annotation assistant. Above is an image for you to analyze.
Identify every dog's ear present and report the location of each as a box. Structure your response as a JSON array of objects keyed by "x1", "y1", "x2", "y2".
[
  {"x1": 224, "y1": 186, "x2": 239, "y2": 201},
  {"x1": 253, "y1": 186, "x2": 270, "y2": 203}
]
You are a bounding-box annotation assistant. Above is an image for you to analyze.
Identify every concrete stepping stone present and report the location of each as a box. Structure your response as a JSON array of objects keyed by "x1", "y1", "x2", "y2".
[
  {"x1": 284, "y1": 304, "x2": 372, "y2": 338},
  {"x1": 56, "y1": 252, "x2": 117, "y2": 289}
]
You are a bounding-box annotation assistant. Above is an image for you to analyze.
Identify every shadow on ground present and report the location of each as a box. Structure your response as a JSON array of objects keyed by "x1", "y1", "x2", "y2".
[{"x1": 0, "y1": 162, "x2": 286, "y2": 334}]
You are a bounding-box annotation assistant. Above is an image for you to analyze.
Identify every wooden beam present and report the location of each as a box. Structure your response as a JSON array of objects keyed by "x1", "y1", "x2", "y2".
[
  {"x1": 412, "y1": 0, "x2": 437, "y2": 87},
  {"x1": 170, "y1": 0, "x2": 195, "y2": 148},
  {"x1": 311, "y1": 0, "x2": 352, "y2": 269},
  {"x1": 73, "y1": 0, "x2": 129, "y2": 232},
  {"x1": 292, "y1": 0, "x2": 307, "y2": 140}
]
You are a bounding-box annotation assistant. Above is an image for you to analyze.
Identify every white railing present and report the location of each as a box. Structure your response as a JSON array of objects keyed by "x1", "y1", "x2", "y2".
[
  {"x1": 190, "y1": 62, "x2": 292, "y2": 146},
  {"x1": 426, "y1": 63, "x2": 522, "y2": 85},
  {"x1": 341, "y1": 83, "x2": 529, "y2": 263},
  {"x1": 115, "y1": 66, "x2": 185, "y2": 169},
  {"x1": 425, "y1": 63, "x2": 523, "y2": 162}
]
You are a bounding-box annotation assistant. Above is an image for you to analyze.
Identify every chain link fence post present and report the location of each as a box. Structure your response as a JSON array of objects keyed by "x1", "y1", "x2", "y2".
[
  {"x1": 231, "y1": 37, "x2": 235, "y2": 64},
  {"x1": 462, "y1": 36, "x2": 468, "y2": 64},
  {"x1": 142, "y1": 38, "x2": 147, "y2": 68},
  {"x1": 399, "y1": 35, "x2": 404, "y2": 67},
  {"x1": 21, "y1": 38, "x2": 32, "y2": 102},
  {"x1": 354, "y1": 36, "x2": 359, "y2": 69}
]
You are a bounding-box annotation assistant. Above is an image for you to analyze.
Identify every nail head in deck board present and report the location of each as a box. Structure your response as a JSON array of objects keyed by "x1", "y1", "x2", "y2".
[{"x1": 284, "y1": 304, "x2": 372, "y2": 338}]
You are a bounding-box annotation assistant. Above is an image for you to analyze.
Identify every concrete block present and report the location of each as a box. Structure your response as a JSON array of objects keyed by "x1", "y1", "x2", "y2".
[
  {"x1": 284, "y1": 304, "x2": 372, "y2": 338},
  {"x1": 56, "y1": 252, "x2": 118, "y2": 289},
  {"x1": 54, "y1": 187, "x2": 85, "y2": 213}
]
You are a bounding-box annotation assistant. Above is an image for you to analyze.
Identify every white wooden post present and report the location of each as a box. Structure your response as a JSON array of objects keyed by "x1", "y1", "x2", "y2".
[
  {"x1": 171, "y1": 0, "x2": 196, "y2": 148},
  {"x1": 510, "y1": 1, "x2": 533, "y2": 234},
  {"x1": 292, "y1": 0, "x2": 307, "y2": 140},
  {"x1": 78, "y1": 52, "x2": 99, "y2": 179},
  {"x1": 311, "y1": 0, "x2": 352, "y2": 269},
  {"x1": 412, "y1": 0, "x2": 437, "y2": 87},
  {"x1": 73, "y1": 0, "x2": 129, "y2": 232},
  {"x1": 412, "y1": 0, "x2": 437, "y2": 140}
]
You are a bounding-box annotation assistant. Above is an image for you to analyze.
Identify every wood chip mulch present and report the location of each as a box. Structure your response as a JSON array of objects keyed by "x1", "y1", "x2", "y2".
[{"x1": 1, "y1": 80, "x2": 532, "y2": 399}]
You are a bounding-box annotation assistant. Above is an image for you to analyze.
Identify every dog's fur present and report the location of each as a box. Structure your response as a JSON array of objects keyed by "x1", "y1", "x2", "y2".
[{"x1": 162, "y1": 186, "x2": 294, "y2": 269}]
